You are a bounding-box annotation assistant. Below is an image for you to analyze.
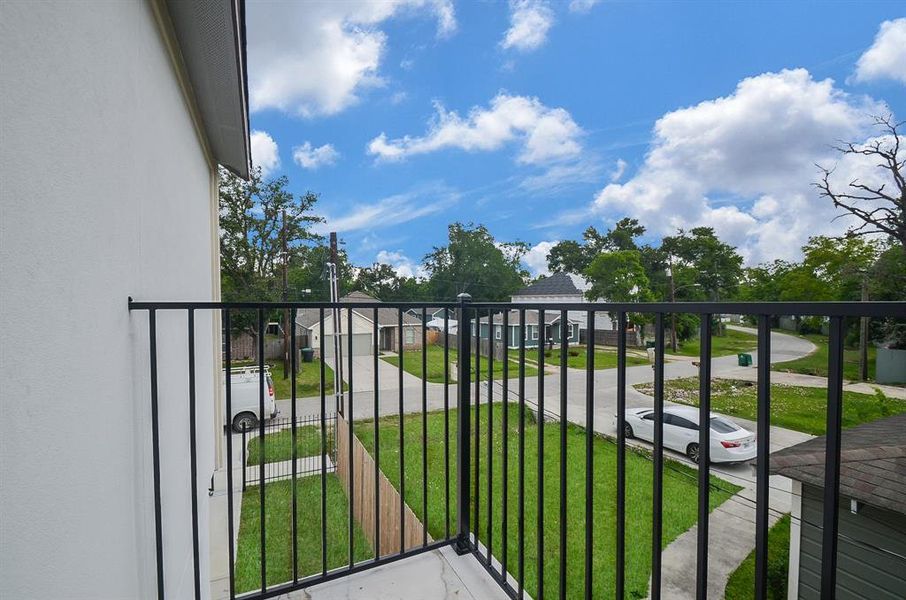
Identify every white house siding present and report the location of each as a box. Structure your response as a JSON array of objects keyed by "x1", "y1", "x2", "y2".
[{"x1": 1, "y1": 3, "x2": 218, "y2": 599}]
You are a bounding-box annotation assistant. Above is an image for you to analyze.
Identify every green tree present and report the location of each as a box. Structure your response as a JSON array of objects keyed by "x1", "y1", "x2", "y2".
[
  {"x1": 548, "y1": 218, "x2": 646, "y2": 274},
  {"x1": 352, "y1": 263, "x2": 427, "y2": 301},
  {"x1": 584, "y1": 250, "x2": 653, "y2": 303},
  {"x1": 661, "y1": 227, "x2": 743, "y2": 301},
  {"x1": 423, "y1": 223, "x2": 528, "y2": 301}
]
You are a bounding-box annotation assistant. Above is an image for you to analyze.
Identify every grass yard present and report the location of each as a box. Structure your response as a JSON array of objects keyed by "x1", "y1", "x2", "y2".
[
  {"x1": 667, "y1": 327, "x2": 757, "y2": 358},
  {"x1": 381, "y1": 344, "x2": 538, "y2": 383},
  {"x1": 772, "y1": 332, "x2": 878, "y2": 382},
  {"x1": 245, "y1": 424, "x2": 335, "y2": 465},
  {"x1": 724, "y1": 514, "x2": 791, "y2": 599},
  {"x1": 538, "y1": 345, "x2": 650, "y2": 370},
  {"x1": 635, "y1": 377, "x2": 906, "y2": 435},
  {"x1": 353, "y1": 404, "x2": 741, "y2": 599},
  {"x1": 234, "y1": 475, "x2": 371, "y2": 593}
]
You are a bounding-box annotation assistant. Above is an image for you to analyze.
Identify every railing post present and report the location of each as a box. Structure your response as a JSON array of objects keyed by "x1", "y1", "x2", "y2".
[{"x1": 455, "y1": 292, "x2": 472, "y2": 554}]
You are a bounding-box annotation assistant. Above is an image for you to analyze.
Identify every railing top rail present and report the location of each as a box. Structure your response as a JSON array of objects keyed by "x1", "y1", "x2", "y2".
[{"x1": 128, "y1": 298, "x2": 905, "y2": 318}]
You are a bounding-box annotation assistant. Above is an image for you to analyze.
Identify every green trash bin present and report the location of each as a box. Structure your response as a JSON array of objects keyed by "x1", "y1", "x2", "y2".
[
  {"x1": 301, "y1": 347, "x2": 314, "y2": 363},
  {"x1": 645, "y1": 341, "x2": 656, "y2": 349},
  {"x1": 737, "y1": 353, "x2": 753, "y2": 367}
]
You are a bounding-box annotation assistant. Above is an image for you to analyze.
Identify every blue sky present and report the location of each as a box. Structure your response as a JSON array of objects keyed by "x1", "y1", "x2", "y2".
[{"x1": 246, "y1": 1, "x2": 905, "y2": 277}]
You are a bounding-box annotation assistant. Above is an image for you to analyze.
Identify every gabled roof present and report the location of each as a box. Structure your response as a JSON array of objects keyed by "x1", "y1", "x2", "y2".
[
  {"x1": 770, "y1": 413, "x2": 906, "y2": 516},
  {"x1": 512, "y1": 272, "x2": 590, "y2": 297},
  {"x1": 295, "y1": 291, "x2": 422, "y2": 329},
  {"x1": 476, "y1": 310, "x2": 577, "y2": 326}
]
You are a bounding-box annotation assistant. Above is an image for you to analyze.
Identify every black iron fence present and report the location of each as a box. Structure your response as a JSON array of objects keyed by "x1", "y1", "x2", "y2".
[{"x1": 129, "y1": 297, "x2": 905, "y2": 600}]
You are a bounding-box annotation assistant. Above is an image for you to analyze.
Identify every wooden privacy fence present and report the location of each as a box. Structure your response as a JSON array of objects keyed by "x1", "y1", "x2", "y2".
[
  {"x1": 335, "y1": 415, "x2": 428, "y2": 555},
  {"x1": 228, "y1": 332, "x2": 285, "y2": 361}
]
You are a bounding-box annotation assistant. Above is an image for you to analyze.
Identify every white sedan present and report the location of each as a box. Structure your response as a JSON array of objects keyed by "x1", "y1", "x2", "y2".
[{"x1": 616, "y1": 405, "x2": 757, "y2": 464}]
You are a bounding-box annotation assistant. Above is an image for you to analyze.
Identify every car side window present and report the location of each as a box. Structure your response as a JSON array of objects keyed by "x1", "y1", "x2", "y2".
[
  {"x1": 670, "y1": 415, "x2": 697, "y2": 430},
  {"x1": 641, "y1": 412, "x2": 655, "y2": 421}
]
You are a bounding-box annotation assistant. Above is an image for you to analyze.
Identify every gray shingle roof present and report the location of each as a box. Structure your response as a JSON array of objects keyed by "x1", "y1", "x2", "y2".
[
  {"x1": 512, "y1": 272, "x2": 589, "y2": 297},
  {"x1": 770, "y1": 413, "x2": 906, "y2": 516},
  {"x1": 295, "y1": 291, "x2": 422, "y2": 330}
]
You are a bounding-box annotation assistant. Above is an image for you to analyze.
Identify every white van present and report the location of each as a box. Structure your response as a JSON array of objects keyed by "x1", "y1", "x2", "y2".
[{"x1": 223, "y1": 366, "x2": 277, "y2": 432}]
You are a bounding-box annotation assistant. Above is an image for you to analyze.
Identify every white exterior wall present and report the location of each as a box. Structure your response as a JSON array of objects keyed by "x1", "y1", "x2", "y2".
[{"x1": 1, "y1": 3, "x2": 219, "y2": 599}]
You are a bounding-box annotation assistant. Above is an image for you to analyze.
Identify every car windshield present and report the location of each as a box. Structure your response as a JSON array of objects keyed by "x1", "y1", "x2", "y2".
[{"x1": 710, "y1": 417, "x2": 740, "y2": 433}]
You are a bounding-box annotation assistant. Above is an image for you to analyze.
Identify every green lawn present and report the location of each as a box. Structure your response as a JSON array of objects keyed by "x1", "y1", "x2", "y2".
[
  {"x1": 772, "y1": 332, "x2": 878, "y2": 382},
  {"x1": 635, "y1": 377, "x2": 906, "y2": 435},
  {"x1": 233, "y1": 359, "x2": 343, "y2": 399},
  {"x1": 353, "y1": 404, "x2": 740, "y2": 599},
  {"x1": 381, "y1": 344, "x2": 538, "y2": 383},
  {"x1": 538, "y1": 345, "x2": 650, "y2": 370},
  {"x1": 246, "y1": 424, "x2": 334, "y2": 465},
  {"x1": 724, "y1": 514, "x2": 790, "y2": 599},
  {"x1": 667, "y1": 327, "x2": 757, "y2": 358},
  {"x1": 234, "y1": 475, "x2": 371, "y2": 593}
]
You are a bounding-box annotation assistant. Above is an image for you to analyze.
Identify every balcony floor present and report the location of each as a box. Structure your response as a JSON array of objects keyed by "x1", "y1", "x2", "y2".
[{"x1": 274, "y1": 547, "x2": 511, "y2": 600}]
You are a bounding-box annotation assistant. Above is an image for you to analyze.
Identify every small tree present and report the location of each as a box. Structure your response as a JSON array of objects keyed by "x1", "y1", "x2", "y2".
[{"x1": 815, "y1": 115, "x2": 906, "y2": 250}]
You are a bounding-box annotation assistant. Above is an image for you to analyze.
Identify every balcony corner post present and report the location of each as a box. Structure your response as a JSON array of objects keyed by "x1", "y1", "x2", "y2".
[{"x1": 454, "y1": 292, "x2": 472, "y2": 555}]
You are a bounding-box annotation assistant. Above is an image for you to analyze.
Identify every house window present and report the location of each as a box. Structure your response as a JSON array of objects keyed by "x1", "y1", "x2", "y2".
[
  {"x1": 531, "y1": 326, "x2": 539, "y2": 340},
  {"x1": 495, "y1": 326, "x2": 501, "y2": 340},
  {"x1": 404, "y1": 328, "x2": 415, "y2": 344}
]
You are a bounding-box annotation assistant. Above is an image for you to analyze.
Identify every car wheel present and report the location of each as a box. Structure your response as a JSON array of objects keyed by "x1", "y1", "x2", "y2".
[
  {"x1": 232, "y1": 412, "x2": 258, "y2": 433},
  {"x1": 623, "y1": 423, "x2": 634, "y2": 439},
  {"x1": 687, "y1": 443, "x2": 700, "y2": 464}
]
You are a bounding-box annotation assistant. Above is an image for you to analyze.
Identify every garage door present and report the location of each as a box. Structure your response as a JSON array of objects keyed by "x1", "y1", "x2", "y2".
[{"x1": 322, "y1": 333, "x2": 373, "y2": 360}]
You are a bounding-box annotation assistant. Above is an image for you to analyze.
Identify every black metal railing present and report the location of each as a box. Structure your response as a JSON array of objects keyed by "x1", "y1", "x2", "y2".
[{"x1": 128, "y1": 297, "x2": 905, "y2": 600}]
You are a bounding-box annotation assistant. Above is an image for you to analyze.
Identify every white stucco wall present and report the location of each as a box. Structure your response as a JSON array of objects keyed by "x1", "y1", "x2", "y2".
[{"x1": 1, "y1": 2, "x2": 218, "y2": 599}]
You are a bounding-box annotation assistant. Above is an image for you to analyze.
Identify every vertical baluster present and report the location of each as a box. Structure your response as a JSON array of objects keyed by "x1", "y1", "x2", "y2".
[
  {"x1": 651, "y1": 313, "x2": 665, "y2": 600},
  {"x1": 475, "y1": 308, "x2": 481, "y2": 545},
  {"x1": 422, "y1": 307, "x2": 428, "y2": 547},
  {"x1": 455, "y1": 294, "x2": 473, "y2": 554},
  {"x1": 347, "y1": 307, "x2": 354, "y2": 569},
  {"x1": 320, "y1": 310, "x2": 327, "y2": 576},
  {"x1": 537, "y1": 308, "x2": 545, "y2": 599},
  {"x1": 502, "y1": 309, "x2": 510, "y2": 582},
  {"x1": 584, "y1": 310, "x2": 594, "y2": 600},
  {"x1": 444, "y1": 310, "x2": 451, "y2": 541},
  {"x1": 291, "y1": 308, "x2": 298, "y2": 583},
  {"x1": 487, "y1": 309, "x2": 494, "y2": 565},
  {"x1": 187, "y1": 309, "x2": 200, "y2": 600},
  {"x1": 755, "y1": 314, "x2": 771, "y2": 599},
  {"x1": 148, "y1": 309, "x2": 164, "y2": 600},
  {"x1": 224, "y1": 311, "x2": 236, "y2": 600},
  {"x1": 696, "y1": 313, "x2": 712, "y2": 600},
  {"x1": 559, "y1": 311, "x2": 567, "y2": 600},
  {"x1": 615, "y1": 311, "x2": 626, "y2": 598},
  {"x1": 257, "y1": 308, "x2": 266, "y2": 593},
  {"x1": 518, "y1": 308, "x2": 526, "y2": 600},
  {"x1": 398, "y1": 308, "x2": 406, "y2": 554},
  {"x1": 374, "y1": 308, "x2": 380, "y2": 560},
  {"x1": 820, "y1": 316, "x2": 845, "y2": 600}
]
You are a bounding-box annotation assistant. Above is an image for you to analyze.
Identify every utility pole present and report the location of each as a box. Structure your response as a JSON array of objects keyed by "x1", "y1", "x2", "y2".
[
  {"x1": 282, "y1": 210, "x2": 290, "y2": 380},
  {"x1": 668, "y1": 255, "x2": 678, "y2": 352},
  {"x1": 860, "y1": 276, "x2": 869, "y2": 381}
]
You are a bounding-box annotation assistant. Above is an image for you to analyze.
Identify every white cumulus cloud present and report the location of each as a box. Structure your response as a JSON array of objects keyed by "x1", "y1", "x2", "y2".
[
  {"x1": 853, "y1": 18, "x2": 906, "y2": 85},
  {"x1": 522, "y1": 240, "x2": 557, "y2": 277},
  {"x1": 501, "y1": 0, "x2": 555, "y2": 52},
  {"x1": 610, "y1": 158, "x2": 627, "y2": 182},
  {"x1": 292, "y1": 142, "x2": 340, "y2": 170},
  {"x1": 247, "y1": 0, "x2": 455, "y2": 117},
  {"x1": 250, "y1": 130, "x2": 280, "y2": 178},
  {"x1": 368, "y1": 93, "x2": 582, "y2": 166},
  {"x1": 586, "y1": 68, "x2": 886, "y2": 264},
  {"x1": 375, "y1": 250, "x2": 428, "y2": 279}
]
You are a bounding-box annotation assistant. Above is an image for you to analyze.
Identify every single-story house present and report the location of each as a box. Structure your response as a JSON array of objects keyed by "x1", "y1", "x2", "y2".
[
  {"x1": 473, "y1": 310, "x2": 580, "y2": 349},
  {"x1": 511, "y1": 272, "x2": 615, "y2": 334},
  {"x1": 406, "y1": 307, "x2": 457, "y2": 332},
  {"x1": 770, "y1": 412, "x2": 906, "y2": 599},
  {"x1": 295, "y1": 291, "x2": 423, "y2": 358}
]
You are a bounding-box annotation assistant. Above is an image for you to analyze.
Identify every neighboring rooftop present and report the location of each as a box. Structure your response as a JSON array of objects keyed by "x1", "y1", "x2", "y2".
[
  {"x1": 770, "y1": 412, "x2": 906, "y2": 516},
  {"x1": 295, "y1": 291, "x2": 422, "y2": 328},
  {"x1": 512, "y1": 272, "x2": 590, "y2": 297}
]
